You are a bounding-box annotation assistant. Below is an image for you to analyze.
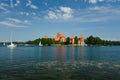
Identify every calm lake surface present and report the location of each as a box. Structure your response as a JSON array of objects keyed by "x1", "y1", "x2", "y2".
[
  {"x1": 0, "y1": 46, "x2": 120, "y2": 80},
  {"x1": 0, "y1": 46, "x2": 120, "y2": 63}
]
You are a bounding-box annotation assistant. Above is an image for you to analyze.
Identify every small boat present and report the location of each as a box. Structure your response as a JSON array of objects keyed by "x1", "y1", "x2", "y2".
[
  {"x1": 39, "y1": 41, "x2": 42, "y2": 46},
  {"x1": 7, "y1": 42, "x2": 16, "y2": 48},
  {"x1": 25, "y1": 44, "x2": 29, "y2": 46},
  {"x1": 3, "y1": 42, "x2": 5, "y2": 46},
  {"x1": 7, "y1": 32, "x2": 16, "y2": 48}
]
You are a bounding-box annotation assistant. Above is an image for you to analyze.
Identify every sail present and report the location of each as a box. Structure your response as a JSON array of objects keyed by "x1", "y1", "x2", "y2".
[
  {"x1": 7, "y1": 32, "x2": 16, "y2": 48},
  {"x1": 39, "y1": 41, "x2": 42, "y2": 46},
  {"x1": 3, "y1": 42, "x2": 5, "y2": 46}
]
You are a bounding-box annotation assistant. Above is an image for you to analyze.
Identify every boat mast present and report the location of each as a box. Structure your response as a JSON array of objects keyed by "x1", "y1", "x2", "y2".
[{"x1": 10, "y1": 32, "x2": 13, "y2": 44}]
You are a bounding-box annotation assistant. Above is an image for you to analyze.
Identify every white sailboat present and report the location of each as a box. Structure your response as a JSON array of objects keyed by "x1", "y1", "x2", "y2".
[
  {"x1": 3, "y1": 42, "x2": 5, "y2": 46},
  {"x1": 39, "y1": 41, "x2": 42, "y2": 46},
  {"x1": 7, "y1": 42, "x2": 16, "y2": 48},
  {"x1": 7, "y1": 33, "x2": 16, "y2": 48}
]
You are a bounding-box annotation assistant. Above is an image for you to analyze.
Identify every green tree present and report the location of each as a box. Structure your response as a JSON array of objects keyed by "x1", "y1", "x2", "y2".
[
  {"x1": 26, "y1": 40, "x2": 34, "y2": 44},
  {"x1": 41, "y1": 38, "x2": 55, "y2": 46},
  {"x1": 94, "y1": 37, "x2": 102, "y2": 45},
  {"x1": 65, "y1": 37, "x2": 70, "y2": 45},
  {"x1": 86, "y1": 35, "x2": 94, "y2": 45},
  {"x1": 74, "y1": 36, "x2": 78, "y2": 44},
  {"x1": 85, "y1": 35, "x2": 102, "y2": 45},
  {"x1": 34, "y1": 38, "x2": 41, "y2": 45}
]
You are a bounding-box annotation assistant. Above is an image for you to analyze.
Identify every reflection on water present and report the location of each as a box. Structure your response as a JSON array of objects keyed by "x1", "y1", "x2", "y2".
[
  {"x1": 34, "y1": 47, "x2": 41, "y2": 61},
  {"x1": 2, "y1": 46, "x2": 119, "y2": 63},
  {"x1": 41, "y1": 47, "x2": 50, "y2": 61},
  {"x1": 80, "y1": 46, "x2": 84, "y2": 61},
  {"x1": 86, "y1": 47, "x2": 101, "y2": 61},
  {"x1": 30, "y1": 46, "x2": 85, "y2": 62},
  {"x1": 71, "y1": 46, "x2": 74, "y2": 60},
  {"x1": 65, "y1": 46, "x2": 85, "y2": 61},
  {"x1": 9, "y1": 48, "x2": 13, "y2": 63},
  {"x1": 55, "y1": 46, "x2": 66, "y2": 61}
]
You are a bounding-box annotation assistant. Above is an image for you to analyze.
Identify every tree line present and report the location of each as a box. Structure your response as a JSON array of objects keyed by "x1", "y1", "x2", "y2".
[
  {"x1": 85, "y1": 35, "x2": 120, "y2": 46},
  {"x1": 25, "y1": 35, "x2": 120, "y2": 46}
]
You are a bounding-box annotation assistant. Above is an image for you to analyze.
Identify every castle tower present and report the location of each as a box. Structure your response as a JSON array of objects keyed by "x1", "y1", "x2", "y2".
[
  {"x1": 78, "y1": 35, "x2": 85, "y2": 46},
  {"x1": 54, "y1": 32, "x2": 66, "y2": 43},
  {"x1": 70, "y1": 35, "x2": 75, "y2": 45},
  {"x1": 44, "y1": 36, "x2": 48, "y2": 39}
]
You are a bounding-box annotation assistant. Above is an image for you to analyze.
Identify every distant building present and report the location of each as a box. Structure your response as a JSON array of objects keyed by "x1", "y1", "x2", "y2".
[
  {"x1": 70, "y1": 35, "x2": 75, "y2": 45},
  {"x1": 44, "y1": 33, "x2": 85, "y2": 46},
  {"x1": 44, "y1": 36, "x2": 48, "y2": 39},
  {"x1": 78, "y1": 35, "x2": 85, "y2": 46},
  {"x1": 54, "y1": 33, "x2": 66, "y2": 42}
]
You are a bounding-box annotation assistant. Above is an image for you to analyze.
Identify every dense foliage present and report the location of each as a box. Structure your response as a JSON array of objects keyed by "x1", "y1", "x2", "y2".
[
  {"x1": 41, "y1": 38, "x2": 55, "y2": 46},
  {"x1": 64, "y1": 37, "x2": 71, "y2": 45},
  {"x1": 26, "y1": 38, "x2": 55, "y2": 46},
  {"x1": 74, "y1": 36, "x2": 78, "y2": 44},
  {"x1": 85, "y1": 35, "x2": 120, "y2": 46}
]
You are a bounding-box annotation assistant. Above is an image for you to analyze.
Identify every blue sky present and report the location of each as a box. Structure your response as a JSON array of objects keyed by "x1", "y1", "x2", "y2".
[{"x1": 0, "y1": 0, "x2": 120, "y2": 42}]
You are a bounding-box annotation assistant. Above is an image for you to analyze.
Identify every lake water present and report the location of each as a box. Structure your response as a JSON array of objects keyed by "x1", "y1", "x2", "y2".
[
  {"x1": 0, "y1": 46, "x2": 120, "y2": 80},
  {"x1": 0, "y1": 46, "x2": 120, "y2": 63}
]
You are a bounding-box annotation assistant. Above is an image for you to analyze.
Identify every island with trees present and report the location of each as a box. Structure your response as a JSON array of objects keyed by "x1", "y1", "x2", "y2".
[{"x1": 25, "y1": 33, "x2": 120, "y2": 46}]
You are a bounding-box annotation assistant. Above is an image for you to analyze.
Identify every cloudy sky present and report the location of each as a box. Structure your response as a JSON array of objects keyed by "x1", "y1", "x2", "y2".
[{"x1": 0, "y1": 0, "x2": 120, "y2": 42}]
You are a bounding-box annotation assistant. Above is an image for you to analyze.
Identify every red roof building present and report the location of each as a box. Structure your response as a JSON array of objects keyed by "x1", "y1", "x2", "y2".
[
  {"x1": 78, "y1": 35, "x2": 85, "y2": 46},
  {"x1": 70, "y1": 35, "x2": 75, "y2": 44},
  {"x1": 54, "y1": 33, "x2": 66, "y2": 42}
]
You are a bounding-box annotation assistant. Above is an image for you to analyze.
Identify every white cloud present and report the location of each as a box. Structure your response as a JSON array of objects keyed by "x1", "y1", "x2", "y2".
[
  {"x1": 0, "y1": 3, "x2": 10, "y2": 13},
  {"x1": 59, "y1": 6, "x2": 73, "y2": 19},
  {"x1": 0, "y1": 18, "x2": 31, "y2": 28},
  {"x1": 16, "y1": 0, "x2": 20, "y2": 4},
  {"x1": 89, "y1": 6, "x2": 106, "y2": 10},
  {"x1": 26, "y1": 0, "x2": 38, "y2": 9},
  {"x1": 26, "y1": 0, "x2": 32, "y2": 6},
  {"x1": 106, "y1": 0, "x2": 120, "y2": 2},
  {"x1": 45, "y1": 6, "x2": 73, "y2": 20},
  {"x1": 14, "y1": 0, "x2": 20, "y2": 6},
  {"x1": 30, "y1": 4, "x2": 38, "y2": 9},
  {"x1": 63, "y1": 13, "x2": 73, "y2": 19},
  {"x1": 24, "y1": 20, "x2": 30, "y2": 24},
  {"x1": 72, "y1": 6, "x2": 120, "y2": 23},
  {"x1": 89, "y1": 0, "x2": 97, "y2": 4},
  {"x1": 99, "y1": 0, "x2": 103, "y2": 2},
  {"x1": 59, "y1": 6, "x2": 72, "y2": 14},
  {"x1": 0, "y1": 21, "x2": 25, "y2": 28},
  {"x1": 44, "y1": 2, "x2": 48, "y2": 6},
  {"x1": 90, "y1": 6, "x2": 120, "y2": 14},
  {"x1": 7, "y1": 18, "x2": 31, "y2": 24},
  {"x1": 27, "y1": 12, "x2": 29, "y2": 15},
  {"x1": 45, "y1": 5, "x2": 120, "y2": 23},
  {"x1": 20, "y1": 12, "x2": 37, "y2": 16},
  {"x1": 20, "y1": 12, "x2": 29, "y2": 16},
  {"x1": 10, "y1": 0, "x2": 14, "y2": 8},
  {"x1": 0, "y1": 3, "x2": 9, "y2": 7},
  {"x1": 45, "y1": 11, "x2": 58, "y2": 19},
  {"x1": 31, "y1": 12, "x2": 36, "y2": 16},
  {"x1": 7, "y1": 18, "x2": 22, "y2": 23},
  {"x1": 87, "y1": 0, "x2": 120, "y2": 3},
  {"x1": 20, "y1": 12, "x2": 24, "y2": 15},
  {"x1": 0, "y1": 5, "x2": 10, "y2": 13},
  {"x1": 88, "y1": 0, "x2": 104, "y2": 4}
]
